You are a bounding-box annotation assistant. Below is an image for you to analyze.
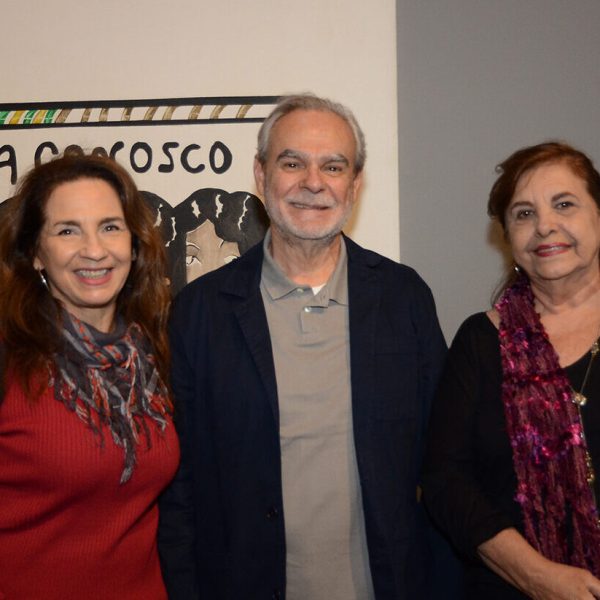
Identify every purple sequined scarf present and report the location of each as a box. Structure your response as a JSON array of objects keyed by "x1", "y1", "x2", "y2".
[{"x1": 496, "y1": 275, "x2": 600, "y2": 573}]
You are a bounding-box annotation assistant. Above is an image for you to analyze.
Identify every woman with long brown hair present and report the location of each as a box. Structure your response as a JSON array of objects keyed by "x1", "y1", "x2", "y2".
[{"x1": 0, "y1": 153, "x2": 179, "y2": 599}]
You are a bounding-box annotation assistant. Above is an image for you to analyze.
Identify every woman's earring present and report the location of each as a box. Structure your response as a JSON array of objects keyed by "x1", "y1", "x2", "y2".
[
  {"x1": 38, "y1": 270, "x2": 49, "y2": 289},
  {"x1": 513, "y1": 263, "x2": 521, "y2": 273}
]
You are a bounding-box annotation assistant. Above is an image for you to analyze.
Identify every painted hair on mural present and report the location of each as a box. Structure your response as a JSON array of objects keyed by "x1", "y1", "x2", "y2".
[{"x1": 143, "y1": 187, "x2": 269, "y2": 294}]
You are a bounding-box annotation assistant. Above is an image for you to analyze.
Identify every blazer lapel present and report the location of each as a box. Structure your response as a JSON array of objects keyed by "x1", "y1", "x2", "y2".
[
  {"x1": 222, "y1": 244, "x2": 280, "y2": 427},
  {"x1": 346, "y1": 236, "x2": 383, "y2": 422},
  {"x1": 234, "y1": 293, "x2": 280, "y2": 427}
]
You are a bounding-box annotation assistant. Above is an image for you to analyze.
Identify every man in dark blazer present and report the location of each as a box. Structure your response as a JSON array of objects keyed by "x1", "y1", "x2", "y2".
[{"x1": 158, "y1": 94, "x2": 449, "y2": 599}]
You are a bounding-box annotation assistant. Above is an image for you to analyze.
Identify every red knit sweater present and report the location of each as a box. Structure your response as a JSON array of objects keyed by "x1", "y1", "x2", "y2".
[{"x1": 0, "y1": 377, "x2": 179, "y2": 599}]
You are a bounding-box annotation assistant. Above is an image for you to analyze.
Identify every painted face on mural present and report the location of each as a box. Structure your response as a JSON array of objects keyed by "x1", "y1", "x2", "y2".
[
  {"x1": 254, "y1": 109, "x2": 362, "y2": 245},
  {"x1": 185, "y1": 219, "x2": 240, "y2": 281}
]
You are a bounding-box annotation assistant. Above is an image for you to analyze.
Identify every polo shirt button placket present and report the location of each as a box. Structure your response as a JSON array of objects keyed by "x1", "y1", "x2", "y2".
[{"x1": 266, "y1": 506, "x2": 279, "y2": 520}]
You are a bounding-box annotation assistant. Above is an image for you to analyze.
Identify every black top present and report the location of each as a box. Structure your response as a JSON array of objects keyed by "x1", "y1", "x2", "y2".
[{"x1": 422, "y1": 312, "x2": 600, "y2": 599}]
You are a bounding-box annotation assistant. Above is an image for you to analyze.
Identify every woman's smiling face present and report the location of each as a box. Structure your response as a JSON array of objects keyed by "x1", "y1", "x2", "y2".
[
  {"x1": 506, "y1": 161, "x2": 600, "y2": 288},
  {"x1": 34, "y1": 177, "x2": 133, "y2": 332}
]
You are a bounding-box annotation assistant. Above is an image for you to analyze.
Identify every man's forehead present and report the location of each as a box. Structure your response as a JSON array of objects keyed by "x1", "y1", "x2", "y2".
[
  {"x1": 273, "y1": 108, "x2": 350, "y2": 133},
  {"x1": 267, "y1": 109, "x2": 356, "y2": 159}
]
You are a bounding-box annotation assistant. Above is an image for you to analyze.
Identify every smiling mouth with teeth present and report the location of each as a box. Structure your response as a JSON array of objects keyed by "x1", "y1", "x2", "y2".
[
  {"x1": 290, "y1": 202, "x2": 330, "y2": 210},
  {"x1": 77, "y1": 269, "x2": 110, "y2": 279},
  {"x1": 534, "y1": 244, "x2": 569, "y2": 254}
]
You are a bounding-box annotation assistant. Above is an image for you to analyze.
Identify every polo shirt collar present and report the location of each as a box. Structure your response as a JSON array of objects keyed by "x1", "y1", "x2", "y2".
[{"x1": 261, "y1": 229, "x2": 348, "y2": 305}]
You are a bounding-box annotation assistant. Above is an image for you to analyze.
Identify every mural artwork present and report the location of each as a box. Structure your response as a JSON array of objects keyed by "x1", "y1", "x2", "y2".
[{"x1": 0, "y1": 96, "x2": 275, "y2": 293}]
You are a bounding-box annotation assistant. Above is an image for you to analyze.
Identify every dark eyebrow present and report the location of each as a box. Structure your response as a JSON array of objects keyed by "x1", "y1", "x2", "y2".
[
  {"x1": 51, "y1": 220, "x2": 79, "y2": 227},
  {"x1": 99, "y1": 216, "x2": 127, "y2": 224},
  {"x1": 510, "y1": 191, "x2": 575, "y2": 211},
  {"x1": 324, "y1": 154, "x2": 350, "y2": 166},
  {"x1": 551, "y1": 191, "x2": 575, "y2": 202},
  {"x1": 509, "y1": 200, "x2": 531, "y2": 209},
  {"x1": 50, "y1": 216, "x2": 126, "y2": 227},
  {"x1": 276, "y1": 149, "x2": 350, "y2": 166},
  {"x1": 276, "y1": 149, "x2": 306, "y2": 162}
]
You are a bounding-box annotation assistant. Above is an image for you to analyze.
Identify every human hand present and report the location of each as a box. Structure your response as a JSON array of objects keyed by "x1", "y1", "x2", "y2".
[{"x1": 525, "y1": 561, "x2": 600, "y2": 600}]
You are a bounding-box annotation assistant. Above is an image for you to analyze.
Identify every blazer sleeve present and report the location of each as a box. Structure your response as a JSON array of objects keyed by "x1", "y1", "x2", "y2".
[{"x1": 158, "y1": 307, "x2": 200, "y2": 599}]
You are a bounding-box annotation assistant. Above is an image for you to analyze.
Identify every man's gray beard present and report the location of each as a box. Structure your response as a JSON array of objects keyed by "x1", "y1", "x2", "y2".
[{"x1": 264, "y1": 198, "x2": 352, "y2": 246}]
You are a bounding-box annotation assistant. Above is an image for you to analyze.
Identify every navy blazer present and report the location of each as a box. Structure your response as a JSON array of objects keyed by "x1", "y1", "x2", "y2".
[{"x1": 158, "y1": 235, "x2": 448, "y2": 600}]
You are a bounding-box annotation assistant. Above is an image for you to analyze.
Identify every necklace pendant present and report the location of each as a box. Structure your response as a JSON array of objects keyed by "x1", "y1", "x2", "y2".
[{"x1": 573, "y1": 392, "x2": 588, "y2": 406}]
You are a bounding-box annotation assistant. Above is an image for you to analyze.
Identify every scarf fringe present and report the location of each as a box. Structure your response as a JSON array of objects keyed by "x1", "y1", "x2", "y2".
[{"x1": 52, "y1": 312, "x2": 171, "y2": 484}]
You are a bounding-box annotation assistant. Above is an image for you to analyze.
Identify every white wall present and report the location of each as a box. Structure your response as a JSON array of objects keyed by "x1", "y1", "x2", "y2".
[
  {"x1": 397, "y1": 0, "x2": 600, "y2": 340},
  {"x1": 1, "y1": 0, "x2": 399, "y2": 260},
  {"x1": 8, "y1": 1, "x2": 599, "y2": 341}
]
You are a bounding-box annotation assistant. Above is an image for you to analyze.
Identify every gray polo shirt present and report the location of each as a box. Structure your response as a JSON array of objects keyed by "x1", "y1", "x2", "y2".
[{"x1": 260, "y1": 232, "x2": 375, "y2": 600}]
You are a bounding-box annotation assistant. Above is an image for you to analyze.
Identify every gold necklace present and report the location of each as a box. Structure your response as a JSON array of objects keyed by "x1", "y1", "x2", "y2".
[
  {"x1": 572, "y1": 340, "x2": 599, "y2": 407},
  {"x1": 572, "y1": 340, "x2": 599, "y2": 491}
]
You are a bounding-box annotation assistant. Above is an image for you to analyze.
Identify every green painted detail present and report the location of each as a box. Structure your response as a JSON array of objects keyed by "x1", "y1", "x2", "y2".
[
  {"x1": 23, "y1": 109, "x2": 37, "y2": 124},
  {"x1": 44, "y1": 109, "x2": 57, "y2": 123}
]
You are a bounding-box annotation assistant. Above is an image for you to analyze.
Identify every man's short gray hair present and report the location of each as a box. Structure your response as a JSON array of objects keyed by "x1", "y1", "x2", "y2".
[{"x1": 256, "y1": 93, "x2": 366, "y2": 174}]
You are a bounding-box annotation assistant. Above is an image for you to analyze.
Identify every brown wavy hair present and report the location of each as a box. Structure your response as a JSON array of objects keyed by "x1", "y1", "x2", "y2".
[
  {"x1": 0, "y1": 153, "x2": 171, "y2": 399},
  {"x1": 488, "y1": 141, "x2": 600, "y2": 298}
]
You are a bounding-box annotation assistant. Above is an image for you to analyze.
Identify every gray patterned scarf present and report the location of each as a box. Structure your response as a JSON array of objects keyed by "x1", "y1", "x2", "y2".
[{"x1": 53, "y1": 311, "x2": 172, "y2": 483}]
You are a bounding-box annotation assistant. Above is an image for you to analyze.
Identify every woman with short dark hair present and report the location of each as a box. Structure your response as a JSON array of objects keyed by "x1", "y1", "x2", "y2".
[{"x1": 424, "y1": 142, "x2": 600, "y2": 599}]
